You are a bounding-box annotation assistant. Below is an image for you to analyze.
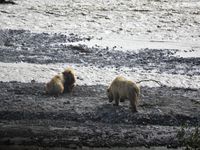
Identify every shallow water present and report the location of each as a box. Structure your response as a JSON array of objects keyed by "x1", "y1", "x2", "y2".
[{"x1": 0, "y1": 0, "x2": 200, "y2": 42}]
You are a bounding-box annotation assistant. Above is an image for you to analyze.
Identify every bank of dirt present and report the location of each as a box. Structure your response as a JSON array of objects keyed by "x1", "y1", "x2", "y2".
[
  {"x1": 0, "y1": 29, "x2": 200, "y2": 76},
  {"x1": 1, "y1": 0, "x2": 200, "y2": 148},
  {"x1": 0, "y1": 81, "x2": 199, "y2": 149},
  {"x1": 0, "y1": 29, "x2": 200, "y2": 149}
]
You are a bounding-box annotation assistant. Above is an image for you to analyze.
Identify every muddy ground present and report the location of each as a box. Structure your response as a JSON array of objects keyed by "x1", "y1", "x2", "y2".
[
  {"x1": 0, "y1": 30, "x2": 200, "y2": 149},
  {"x1": 0, "y1": 29, "x2": 199, "y2": 76},
  {"x1": 0, "y1": 81, "x2": 200, "y2": 149}
]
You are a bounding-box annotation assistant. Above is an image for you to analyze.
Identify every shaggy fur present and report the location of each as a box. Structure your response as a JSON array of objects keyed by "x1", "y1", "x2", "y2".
[
  {"x1": 62, "y1": 67, "x2": 76, "y2": 93},
  {"x1": 46, "y1": 74, "x2": 65, "y2": 96},
  {"x1": 107, "y1": 76, "x2": 140, "y2": 112}
]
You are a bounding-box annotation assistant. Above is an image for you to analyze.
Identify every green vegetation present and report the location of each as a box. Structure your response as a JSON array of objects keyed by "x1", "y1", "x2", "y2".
[{"x1": 177, "y1": 126, "x2": 200, "y2": 149}]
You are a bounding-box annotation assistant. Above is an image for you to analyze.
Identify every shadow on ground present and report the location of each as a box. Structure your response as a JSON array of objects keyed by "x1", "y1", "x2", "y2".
[{"x1": 0, "y1": 81, "x2": 199, "y2": 148}]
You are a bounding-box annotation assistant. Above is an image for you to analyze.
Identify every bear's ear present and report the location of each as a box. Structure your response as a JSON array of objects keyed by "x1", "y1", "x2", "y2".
[{"x1": 62, "y1": 71, "x2": 67, "y2": 75}]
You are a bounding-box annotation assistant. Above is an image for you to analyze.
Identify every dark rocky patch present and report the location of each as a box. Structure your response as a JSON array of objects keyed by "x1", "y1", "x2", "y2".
[
  {"x1": 0, "y1": 0, "x2": 15, "y2": 5},
  {"x1": 0, "y1": 81, "x2": 199, "y2": 148},
  {"x1": 0, "y1": 29, "x2": 199, "y2": 75}
]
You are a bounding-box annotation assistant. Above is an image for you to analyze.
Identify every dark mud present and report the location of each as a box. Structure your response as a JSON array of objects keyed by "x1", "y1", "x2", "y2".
[
  {"x1": 0, "y1": 81, "x2": 200, "y2": 126},
  {"x1": 0, "y1": 29, "x2": 200, "y2": 76},
  {"x1": 0, "y1": 81, "x2": 200, "y2": 148},
  {"x1": 0, "y1": 0, "x2": 15, "y2": 5}
]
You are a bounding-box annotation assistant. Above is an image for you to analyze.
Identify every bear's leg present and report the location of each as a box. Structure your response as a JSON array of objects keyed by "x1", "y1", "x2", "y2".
[
  {"x1": 113, "y1": 92, "x2": 119, "y2": 106},
  {"x1": 69, "y1": 84, "x2": 75, "y2": 96},
  {"x1": 129, "y1": 93, "x2": 138, "y2": 112},
  {"x1": 130, "y1": 100, "x2": 137, "y2": 112}
]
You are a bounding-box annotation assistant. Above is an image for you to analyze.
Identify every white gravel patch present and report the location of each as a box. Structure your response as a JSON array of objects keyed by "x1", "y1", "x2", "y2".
[
  {"x1": 174, "y1": 47, "x2": 200, "y2": 58},
  {"x1": 60, "y1": 34, "x2": 200, "y2": 54},
  {"x1": 0, "y1": 62, "x2": 199, "y2": 89}
]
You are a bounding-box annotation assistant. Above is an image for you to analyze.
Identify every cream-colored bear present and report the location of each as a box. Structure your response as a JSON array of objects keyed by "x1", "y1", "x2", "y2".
[{"x1": 107, "y1": 76, "x2": 140, "y2": 112}]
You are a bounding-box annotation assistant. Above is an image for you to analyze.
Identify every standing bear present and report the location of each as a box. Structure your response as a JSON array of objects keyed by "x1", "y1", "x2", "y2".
[{"x1": 107, "y1": 76, "x2": 140, "y2": 112}]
